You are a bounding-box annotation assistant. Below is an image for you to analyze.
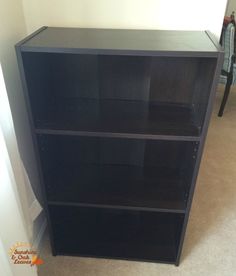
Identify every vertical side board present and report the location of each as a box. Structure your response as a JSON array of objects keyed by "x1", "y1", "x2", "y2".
[
  {"x1": 15, "y1": 26, "x2": 57, "y2": 255},
  {"x1": 175, "y1": 45, "x2": 224, "y2": 265}
]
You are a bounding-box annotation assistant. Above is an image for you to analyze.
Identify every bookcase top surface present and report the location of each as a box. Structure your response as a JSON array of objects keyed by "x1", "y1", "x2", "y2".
[{"x1": 19, "y1": 27, "x2": 220, "y2": 56}]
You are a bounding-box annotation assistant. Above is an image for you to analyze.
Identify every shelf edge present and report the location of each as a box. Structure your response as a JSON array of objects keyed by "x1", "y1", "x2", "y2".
[
  {"x1": 35, "y1": 128, "x2": 201, "y2": 142},
  {"x1": 55, "y1": 251, "x2": 177, "y2": 265},
  {"x1": 48, "y1": 201, "x2": 186, "y2": 214}
]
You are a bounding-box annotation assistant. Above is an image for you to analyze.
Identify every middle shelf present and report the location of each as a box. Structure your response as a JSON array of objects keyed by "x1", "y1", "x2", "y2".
[
  {"x1": 35, "y1": 98, "x2": 200, "y2": 140},
  {"x1": 47, "y1": 164, "x2": 187, "y2": 213},
  {"x1": 38, "y1": 135, "x2": 198, "y2": 213}
]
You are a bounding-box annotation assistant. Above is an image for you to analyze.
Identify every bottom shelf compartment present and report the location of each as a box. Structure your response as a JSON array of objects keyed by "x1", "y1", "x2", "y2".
[{"x1": 49, "y1": 205, "x2": 184, "y2": 263}]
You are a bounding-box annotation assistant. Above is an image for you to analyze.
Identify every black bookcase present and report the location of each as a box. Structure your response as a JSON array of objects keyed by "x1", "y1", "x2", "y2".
[{"x1": 16, "y1": 27, "x2": 223, "y2": 265}]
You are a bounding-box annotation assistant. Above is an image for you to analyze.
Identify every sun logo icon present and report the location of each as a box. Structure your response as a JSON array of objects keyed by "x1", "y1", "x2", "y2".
[{"x1": 9, "y1": 242, "x2": 43, "y2": 266}]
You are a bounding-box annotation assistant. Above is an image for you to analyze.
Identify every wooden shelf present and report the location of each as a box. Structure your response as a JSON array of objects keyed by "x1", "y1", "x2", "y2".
[
  {"x1": 16, "y1": 27, "x2": 222, "y2": 265},
  {"x1": 19, "y1": 27, "x2": 219, "y2": 57},
  {"x1": 38, "y1": 135, "x2": 197, "y2": 215},
  {"x1": 35, "y1": 98, "x2": 200, "y2": 139},
  {"x1": 49, "y1": 205, "x2": 184, "y2": 263},
  {"x1": 46, "y1": 164, "x2": 187, "y2": 213}
]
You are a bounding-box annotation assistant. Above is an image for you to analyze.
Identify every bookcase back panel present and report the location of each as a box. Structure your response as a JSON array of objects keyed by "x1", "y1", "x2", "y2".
[
  {"x1": 99, "y1": 55, "x2": 151, "y2": 100},
  {"x1": 49, "y1": 205, "x2": 184, "y2": 262},
  {"x1": 37, "y1": 135, "x2": 198, "y2": 210},
  {"x1": 22, "y1": 52, "x2": 216, "y2": 136},
  {"x1": 38, "y1": 135, "x2": 197, "y2": 171},
  {"x1": 22, "y1": 52, "x2": 214, "y2": 103}
]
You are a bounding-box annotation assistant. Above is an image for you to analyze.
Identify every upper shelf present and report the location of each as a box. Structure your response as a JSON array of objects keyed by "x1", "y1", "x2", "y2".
[
  {"x1": 35, "y1": 99, "x2": 200, "y2": 140},
  {"x1": 18, "y1": 27, "x2": 221, "y2": 57}
]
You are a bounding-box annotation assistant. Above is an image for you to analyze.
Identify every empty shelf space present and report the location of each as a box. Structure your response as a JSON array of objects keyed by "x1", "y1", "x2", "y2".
[
  {"x1": 49, "y1": 205, "x2": 184, "y2": 263},
  {"x1": 35, "y1": 98, "x2": 200, "y2": 138},
  {"x1": 22, "y1": 53, "x2": 217, "y2": 139},
  {"x1": 38, "y1": 135, "x2": 197, "y2": 212},
  {"x1": 46, "y1": 164, "x2": 187, "y2": 213}
]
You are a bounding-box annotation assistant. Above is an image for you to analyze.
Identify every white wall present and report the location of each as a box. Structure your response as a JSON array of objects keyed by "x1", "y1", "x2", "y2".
[
  {"x1": 226, "y1": 0, "x2": 236, "y2": 16},
  {"x1": 0, "y1": 119, "x2": 37, "y2": 276},
  {"x1": 0, "y1": 0, "x2": 44, "y2": 249},
  {"x1": 0, "y1": 0, "x2": 42, "y2": 203},
  {"x1": 22, "y1": 0, "x2": 227, "y2": 38}
]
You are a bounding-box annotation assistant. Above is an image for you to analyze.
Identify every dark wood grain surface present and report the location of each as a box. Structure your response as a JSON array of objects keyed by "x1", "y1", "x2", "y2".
[
  {"x1": 35, "y1": 99, "x2": 200, "y2": 137},
  {"x1": 50, "y1": 205, "x2": 183, "y2": 263},
  {"x1": 21, "y1": 27, "x2": 219, "y2": 56},
  {"x1": 15, "y1": 27, "x2": 223, "y2": 265},
  {"x1": 46, "y1": 164, "x2": 187, "y2": 213}
]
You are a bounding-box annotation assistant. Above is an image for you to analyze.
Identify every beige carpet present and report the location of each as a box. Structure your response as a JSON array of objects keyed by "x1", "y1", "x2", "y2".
[{"x1": 38, "y1": 85, "x2": 236, "y2": 276}]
